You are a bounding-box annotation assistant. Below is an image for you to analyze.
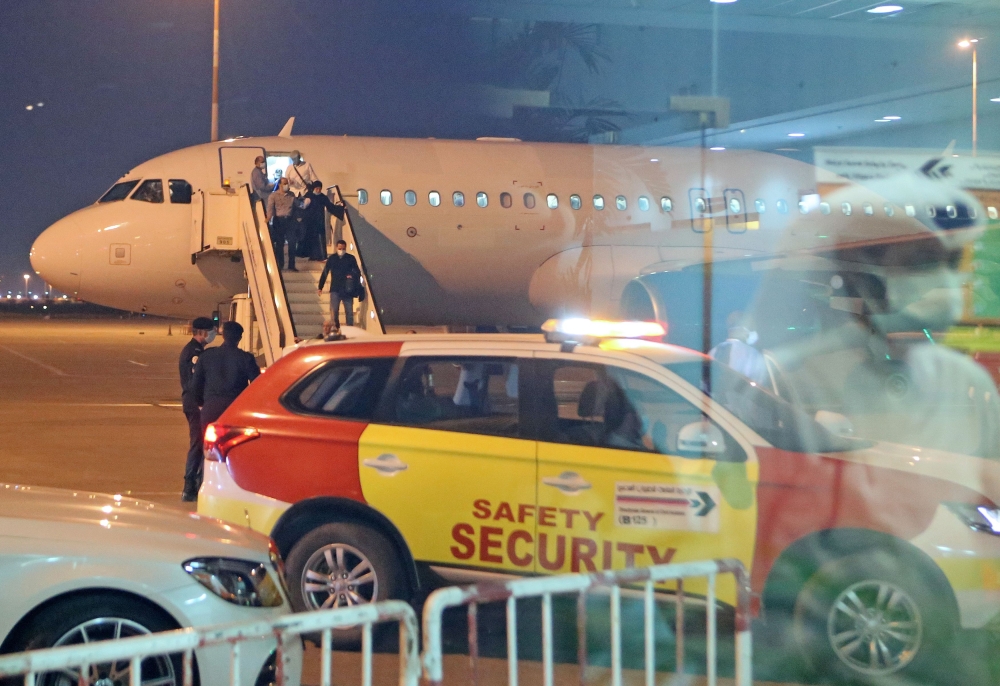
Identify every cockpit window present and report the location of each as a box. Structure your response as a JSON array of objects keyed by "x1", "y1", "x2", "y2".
[
  {"x1": 131, "y1": 179, "x2": 164, "y2": 204},
  {"x1": 169, "y1": 180, "x2": 193, "y2": 204},
  {"x1": 98, "y1": 180, "x2": 140, "y2": 203}
]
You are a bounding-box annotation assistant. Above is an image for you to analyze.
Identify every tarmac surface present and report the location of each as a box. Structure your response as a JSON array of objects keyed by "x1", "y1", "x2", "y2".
[{"x1": 0, "y1": 316, "x2": 190, "y2": 503}]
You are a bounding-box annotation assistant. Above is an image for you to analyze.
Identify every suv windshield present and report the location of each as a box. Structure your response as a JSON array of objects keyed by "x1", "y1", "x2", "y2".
[
  {"x1": 98, "y1": 180, "x2": 139, "y2": 203},
  {"x1": 664, "y1": 360, "x2": 868, "y2": 454}
]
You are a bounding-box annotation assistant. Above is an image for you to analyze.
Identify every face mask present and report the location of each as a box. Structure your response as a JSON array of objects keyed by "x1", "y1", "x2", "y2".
[
  {"x1": 337, "y1": 249, "x2": 346, "y2": 256},
  {"x1": 205, "y1": 330, "x2": 217, "y2": 345}
]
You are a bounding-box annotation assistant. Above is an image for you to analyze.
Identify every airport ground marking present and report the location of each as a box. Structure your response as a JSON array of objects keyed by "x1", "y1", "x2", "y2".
[{"x1": 0, "y1": 344, "x2": 68, "y2": 376}]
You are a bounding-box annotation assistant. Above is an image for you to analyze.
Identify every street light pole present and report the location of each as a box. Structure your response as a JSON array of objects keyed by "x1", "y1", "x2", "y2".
[
  {"x1": 959, "y1": 38, "x2": 979, "y2": 156},
  {"x1": 210, "y1": 0, "x2": 221, "y2": 142}
]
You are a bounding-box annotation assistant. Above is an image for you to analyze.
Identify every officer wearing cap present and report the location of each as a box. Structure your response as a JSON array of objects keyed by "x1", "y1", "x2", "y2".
[
  {"x1": 180, "y1": 317, "x2": 216, "y2": 502},
  {"x1": 193, "y1": 321, "x2": 261, "y2": 429}
]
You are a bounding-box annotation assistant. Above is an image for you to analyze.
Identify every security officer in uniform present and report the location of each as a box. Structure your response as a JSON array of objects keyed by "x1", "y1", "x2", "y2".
[
  {"x1": 193, "y1": 321, "x2": 261, "y2": 427},
  {"x1": 179, "y1": 317, "x2": 216, "y2": 502}
]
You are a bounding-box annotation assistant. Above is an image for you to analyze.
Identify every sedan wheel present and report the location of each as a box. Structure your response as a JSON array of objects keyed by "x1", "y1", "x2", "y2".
[
  {"x1": 301, "y1": 543, "x2": 378, "y2": 610},
  {"x1": 44, "y1": 618, "x2": 177, "y2": 686}
]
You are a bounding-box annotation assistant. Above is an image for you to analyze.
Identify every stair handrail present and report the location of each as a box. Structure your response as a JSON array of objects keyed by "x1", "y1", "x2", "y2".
[
  {"x1": 238, "y1": 186, "x2": 296, "y2": 363},
  {"x1": 330, "y1": 185, "x2": 385, "y2": 334}
]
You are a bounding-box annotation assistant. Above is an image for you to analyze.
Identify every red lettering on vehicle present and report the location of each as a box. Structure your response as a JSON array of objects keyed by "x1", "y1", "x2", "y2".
[
  {"x1": 507, "y1": 530, "x2": 534, "y2": 567},
  {"x1": 646, "y1": 545, "x2": 677, "y2": 565},
  {"x1": 571, "y1": 537, "x2": 598, "y2": 573},
  {"x1": 538, "y1": 533, "x2": 566, "y2": 570},
  {"x1": 560, "y1": 508, "x2": 580, "y2": 529},
  {"x1": 450, "y1": 523, "x2": 475, "y2": 560},
  {"x1": 616, "y1": 542, "x2": 644, "y2": 568},
  {"x1": 539, "y1": 506, "x2": 557, "y2": 527},
  {"x1": 582, "y1": 510, "x2": 604, "y2": 532},
  {"x1": 494, "y1": 502, "x2": 515, "y2": 522},
  {"x1": 517, "y1": 503, "x2": 535, "y2": 523},
  {"x1": 472, "y1": 499, "x2": 491, "y2": 519},
  {"x1": 602, "y1": 540, "x2": 613, "y2": 570},
  {"x1": 480, "y1": 526, "x2": 504, "y2": 563}
]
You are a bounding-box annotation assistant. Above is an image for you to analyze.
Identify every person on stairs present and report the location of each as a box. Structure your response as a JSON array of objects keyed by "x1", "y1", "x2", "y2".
[{"x1": 318, "y1": 240, "x2": 360, "y2": 329}]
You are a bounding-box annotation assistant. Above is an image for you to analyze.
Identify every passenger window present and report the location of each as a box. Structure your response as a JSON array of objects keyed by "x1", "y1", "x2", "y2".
[
  {"x1": 168, "y1": 180, "x2": 193, "y2": 204},
  {"x1": 476, "y1": 192, "x2": 488, "y2": 208},
  {"x1": 616, "y1": 195, "x2": 627, "y2": 211},
  {"x1": 798, "y1": 200, "x2": 810, "y2": 214},
  {"x1": 593, "y1": 195, "x2": 605, "y2": 210},
  {"x1": 841, "y1": 202, "x2": 852, "y2": 216},
  {"x1": 694, "y1": 198, "x2": 708, "y2": 214},
  {"x1": 358, "y1": 189, "x2": 368, "y2": 205},
  {"x1": 926, "y1": 205, "x2": 936, "y2": 218},
  {"x1": 99, "y1": 180, "x2": 140, "y2": 203},
  {"x1": 884, "y1": 203, "x2": 895, "y2": 217},
  {"x1": 539, "y1": 361, "x2": 743, "y2": 461},
  {"x1": 729, "y1": 197, "x2": 742, "y2": 214},
  {"x1": 453, "y1": 191, "x2": 465, "y2": 207},
  {"x1": 660, "y1": 196, "x2": 673, "y2": 212},
  {"x1": 380, "y1": 190, "x2": 392, "y2": 206},
  {"x1": 429, "y1": 191, "x2": 441, "y2": 207},
  {"x1": 776, "y1": 200, "x2": 788, "y2": 214},
  {"x1": 570, "y1": 194, "x2": 582, "y2": 210},
  {"x1": 285, "y1": 359, "x2": 394, "y2": 420},
  {"x1": 387, "y1": 357, "x2": 522, "y2": 438},
  {"x1": 819, "y1": 202, "x2": 831, "y2": 215},
  {"x1": 863, "y1": 202, "x2": 874, "y2": 216},
  {"x1": 546, "y1": 194, "x2": 558, "y2": 209},
  {"x1": 404, "y1": 190, "x2": 417, "y2": 206},
  {"x1": 500, "y1": 192, "x2": 512, "y2": 208},
  {"x1": 905, "y1": 204, "x2": 916, "y2": 217},
  {"x1": 523, "y1": 193, "x2": 536, "y2": 209},
  {"x1": 131, "y1": 180, "x2": 163, "y2": 204},
  {"x1": 638, "y1": 196, "x2": 650, "y2": 212},
  {"x1": 946, "y1": 205, "x2": 958, "y2": 219},
  {"x1": 755, "y1": 199, "x2": 766, "y2": 213},
  {"x1": 989, "y1": 207, "x2": 999, "y2": 220}
]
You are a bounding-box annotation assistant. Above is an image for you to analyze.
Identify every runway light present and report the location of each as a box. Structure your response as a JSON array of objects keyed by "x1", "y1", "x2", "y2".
[
  {"x1": 868, "y1": 4, "x2": 903, "y2": 12},
  {"x1": 788, "y1": 132, "x2": 805, "y2": 137}
]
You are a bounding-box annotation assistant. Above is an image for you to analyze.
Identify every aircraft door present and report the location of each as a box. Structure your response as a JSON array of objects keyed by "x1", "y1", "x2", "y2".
[
  {"x1": 688, "y1": 188, "x2": 712, "y2": 233},
  {"x1": 219, "y1": 146, "x2": 266, "y2": 189},
  {"x1": 723, "y1": 189, "x2": 748, "y2": 234},
  {"x1": 190, "y1": 190, "x2": 205, "y2": 260}
]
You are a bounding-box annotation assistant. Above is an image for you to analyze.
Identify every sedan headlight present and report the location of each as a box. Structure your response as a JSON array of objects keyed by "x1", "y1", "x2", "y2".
[
  {"x1": 183, "y1": 558, "x2": 283, "y2": 607},
  {"x1": 946, "y1": 503, "x2": 1000, "y2": 535}
]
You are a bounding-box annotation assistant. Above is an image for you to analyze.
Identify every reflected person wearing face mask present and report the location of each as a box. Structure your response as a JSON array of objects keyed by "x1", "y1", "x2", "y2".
[{"x1": 179, "y1": 316, "x2": 216, "y2": 502}]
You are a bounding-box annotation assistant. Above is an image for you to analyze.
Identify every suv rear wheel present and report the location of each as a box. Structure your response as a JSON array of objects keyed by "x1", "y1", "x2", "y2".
[
  {"x1": 285, "y1": 522, "x2": 405, "y2": 646},
  {"x1": 792, "y1": 553, "x2": 955, "y2": 683}
]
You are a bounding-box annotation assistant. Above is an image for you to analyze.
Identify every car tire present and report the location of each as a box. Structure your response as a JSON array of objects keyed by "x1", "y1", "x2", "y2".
[
  {"x1": 285, "y1": 521, "x2": 406, "y2": 648},
  {"x1": 7, "y1": 592, "x2": 185, "y2": 686},
  {"x1": 791, "y1": 552, "x2": 956, "y2": 684}
]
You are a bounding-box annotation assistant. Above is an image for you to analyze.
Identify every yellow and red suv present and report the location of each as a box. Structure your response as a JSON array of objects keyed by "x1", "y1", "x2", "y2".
[{"x1": 199, "y1": 321, "x2": 1000, "y2": 683}]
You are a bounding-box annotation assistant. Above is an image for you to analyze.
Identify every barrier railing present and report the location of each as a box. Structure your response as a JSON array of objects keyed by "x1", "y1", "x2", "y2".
[
  {"x1": 0, "y1": 600, "x2": 419, "y2": 686},
  {"x1": 422, "y1": 559, "x2": 751, "y2": 686}
]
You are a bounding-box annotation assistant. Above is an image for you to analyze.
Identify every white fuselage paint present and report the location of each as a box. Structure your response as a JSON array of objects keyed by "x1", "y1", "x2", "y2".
[{"x1": 30, "y1": 136, "x2": 974, "y2": 326}]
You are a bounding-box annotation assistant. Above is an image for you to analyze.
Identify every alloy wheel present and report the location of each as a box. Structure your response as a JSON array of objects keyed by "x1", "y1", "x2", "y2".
[
  {"x1": 41, "y1": 618, "x2": 176, "y2": 686},
  {"x1": 301, "y1": 543, "x2": 378, "y2": 610},
  {"x1": 826, "y1": 579, "x2": 923, "y2": 676}
]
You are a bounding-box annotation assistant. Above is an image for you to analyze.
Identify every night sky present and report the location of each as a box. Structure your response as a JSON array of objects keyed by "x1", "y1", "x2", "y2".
[{"x1": 0, "y1": 0, "x2": 497, "y2": 289}]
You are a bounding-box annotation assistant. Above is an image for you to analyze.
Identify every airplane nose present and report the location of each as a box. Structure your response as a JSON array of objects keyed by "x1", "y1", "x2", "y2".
[{"x1": 30, "y1": 215, "x2": 83, "y2": 296}]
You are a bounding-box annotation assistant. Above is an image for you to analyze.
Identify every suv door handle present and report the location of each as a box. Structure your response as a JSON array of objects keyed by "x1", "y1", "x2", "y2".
[
  {"x1": 542, "y1": 471, "x2": 591, "y2": 494},
  {"x1": 362, "y1": 453, "x2": 408, "y2": 475}
]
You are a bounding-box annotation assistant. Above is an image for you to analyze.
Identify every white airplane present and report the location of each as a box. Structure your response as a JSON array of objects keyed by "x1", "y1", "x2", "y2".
[{"x1": 29, "y1": 128, "x2": 983, "y2": 333}]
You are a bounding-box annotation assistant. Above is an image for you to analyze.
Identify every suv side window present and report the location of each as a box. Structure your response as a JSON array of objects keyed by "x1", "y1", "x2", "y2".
[
  {"x1": 383, "y1": 357, "x2": 522, "y2": 438},
  {"x1": 283, "y1": 358, "x2": 394, "y2": 420},
  {"x1": 537, "y1": 360, "x2": 745, "y2": 461}
]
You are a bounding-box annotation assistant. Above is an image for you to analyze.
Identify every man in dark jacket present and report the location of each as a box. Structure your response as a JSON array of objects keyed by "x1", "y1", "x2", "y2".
[
  {"x1": 318, "y1": 240, "x2": 361, "y2": 328},
  {"x1": 193, "y1": 321, "x2": 261, "y2": 428},
  {"x1": 300, "y1": 181, "x2": 346, "y2": 261},
  {"x1": 179, "y1": 317, "x2": 216, "y2": 502}
]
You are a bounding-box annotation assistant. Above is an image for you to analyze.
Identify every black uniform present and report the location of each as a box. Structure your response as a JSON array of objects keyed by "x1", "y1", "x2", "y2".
[
  {"x1": 319, "y1": 252, "x2": 361, "y2": 327},
  {"x1": 192, "y1": 341, "x2": 261, "y2": 425},
  {"x1": 179, "y1": 337, "x2": 205, "y2": 498},
  {"x1": 300, "y1": 191, "x2": 345, "y2": 260}
]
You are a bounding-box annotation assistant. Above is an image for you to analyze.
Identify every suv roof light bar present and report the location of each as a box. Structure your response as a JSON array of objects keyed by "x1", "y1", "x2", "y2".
[{"x1": 541, "y1": 318, "x2": 667, "y2": 346}]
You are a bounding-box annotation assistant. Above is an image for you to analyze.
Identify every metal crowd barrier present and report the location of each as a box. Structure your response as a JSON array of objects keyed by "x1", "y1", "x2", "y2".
[
  {"x1": 0, "y1": 600, "x2": 420, "y2": 686},
  {"x1": 421, "y1": 559, "x2": 752, "y2": 686}
]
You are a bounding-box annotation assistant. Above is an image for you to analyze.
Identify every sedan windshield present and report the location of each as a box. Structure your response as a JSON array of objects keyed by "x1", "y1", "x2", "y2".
[{"x1": 664, "y1": 360, "x2": 868, "y2": 454}]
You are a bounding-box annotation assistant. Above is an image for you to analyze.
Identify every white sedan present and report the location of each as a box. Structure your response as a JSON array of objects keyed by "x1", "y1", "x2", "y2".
[{"x1": 0, "y1": 484, "x2": 302, "y2": 686}]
